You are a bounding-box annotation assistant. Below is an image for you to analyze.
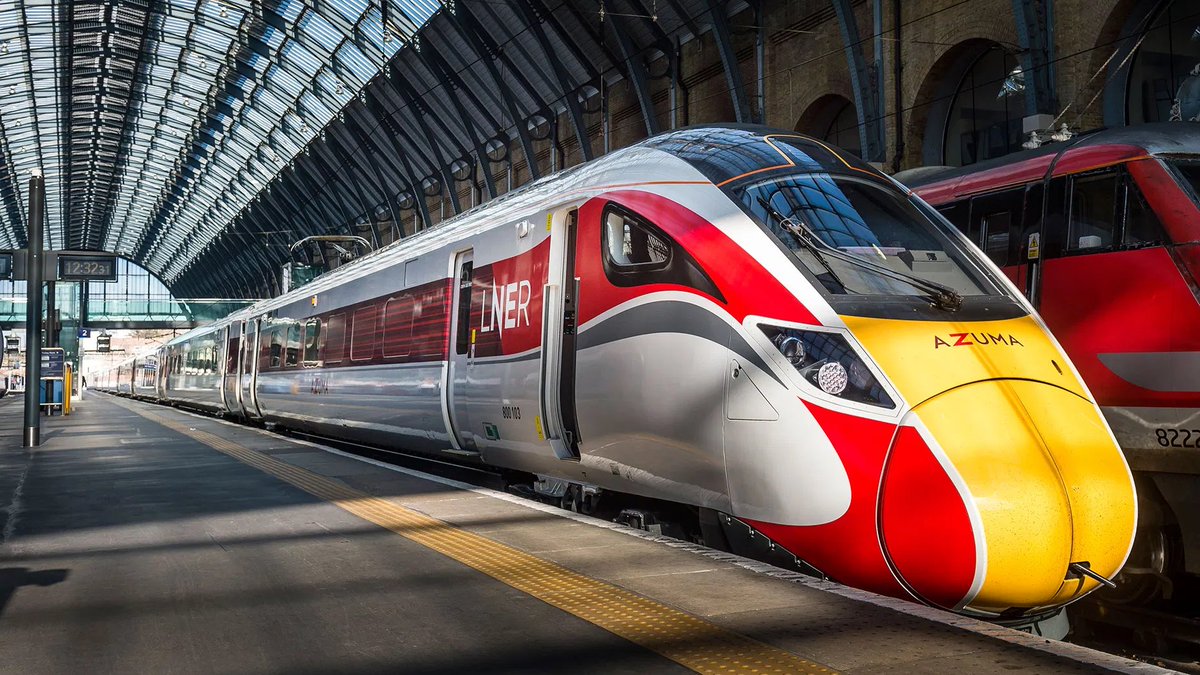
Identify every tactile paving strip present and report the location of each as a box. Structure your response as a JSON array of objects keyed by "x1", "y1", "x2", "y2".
[{"x1": 119, "y1": 400, "x2": 836, "y2": 674}]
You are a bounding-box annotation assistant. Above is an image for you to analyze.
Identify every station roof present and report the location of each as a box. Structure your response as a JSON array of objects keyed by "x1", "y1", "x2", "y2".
[{"x1": 1, "y1": 0, "x2": 734, "y2": 297}]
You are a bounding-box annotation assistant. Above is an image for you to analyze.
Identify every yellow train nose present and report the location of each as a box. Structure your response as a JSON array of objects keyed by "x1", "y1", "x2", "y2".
[{"x1": 912, "y1": 379, "x2": 1137, "y2": 613}]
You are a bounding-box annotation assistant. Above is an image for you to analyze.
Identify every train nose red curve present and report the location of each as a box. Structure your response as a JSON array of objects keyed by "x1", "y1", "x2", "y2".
[{"x1": 878, "y1": 424, "x2": 979, "y2": 609}]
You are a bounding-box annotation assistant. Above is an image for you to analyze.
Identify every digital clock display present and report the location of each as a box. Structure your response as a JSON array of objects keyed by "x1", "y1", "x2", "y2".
[{"x1": 59, "y1": 255, "x2": 117, "y2": 281}]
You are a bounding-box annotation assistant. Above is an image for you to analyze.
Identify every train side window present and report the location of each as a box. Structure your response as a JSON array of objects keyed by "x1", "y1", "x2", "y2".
[
  {"x1": 936, "y1": 201, "x2": 969, "y2": 233},
  {"x1": 600, "y1": 204, "x2": 723, "y2": 299},
  {"x1": 1122, "y1": 171, "x2": 1165, "y2": 246},
  {"x1": 324, "y1": 314, "x2": 345, "y2": 364},
  {"x1": 383, "y1": 295, "x2": 414, "y2": 358},
  {"x1": 605, "y1": 208, "x2": 670, "y2": 268},
  {"x1": 269, "y1": 327, "x2": 284, "y2": 369},
  {"x1": 351, "y1": 306, "x2": 377, "y2": 361},
  {"x1": 226, "y1": 335, "x2": 239, "y2": 371},
  {"x1": 303, "y1": 319, "x2": 321, "y2": 364},
  {"x1": 455, "y1": 262, "x2": 473, "y2": 356},
  {"x1": 982, "y1": 211, "x2": 1011, "y2": 266},
  {"x1": 967, "y1": 188, "x2": 1023, "y2": 266},
  {"x1": 285, "y1": 323, "x2": 301, "y2": 367},
  {"x1": 1068, "y1": 171, "x2": 1118, "y2": 252}
]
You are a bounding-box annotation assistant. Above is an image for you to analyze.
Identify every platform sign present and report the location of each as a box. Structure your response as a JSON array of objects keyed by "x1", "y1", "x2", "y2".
[
  {"x1": 97, "y1": 334, "x2": 111, "y2": 353},
  {"x1": 78, "y1": 328, "x2": 90, "y2": 339},
  {"x1": 40, "y1": 348, "x2": 64, "y2": 378},
  {"x1": 58, "y1": 254, "x2": 118, "y2": 281},
  {"x1": 4, "y1": 336, "x2": 16, "y2": 353}
]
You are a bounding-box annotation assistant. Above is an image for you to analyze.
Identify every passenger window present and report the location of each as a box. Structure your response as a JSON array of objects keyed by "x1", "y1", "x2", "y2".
[
  {"x1": 269, "y1": 327, "x2": 284, "y2": 368},
  {"x1": 303, "y1": 320, "x2": 321, "y2": 364},
  {"x1": 1122, "y1": 172, "x2": 1165, "y2": 246},
  {"x1": 324, "y1": 314, "x2": 345, "y2": 364},
  {"x1": 285, "y1": 324, "x2": 301, "y2": 367},
  {"x1": 383, "y1": 296, "x2": 414, "y2": 358},
  {"x1": 605, "y1": 209, "x2": 670, "y2": 268},
  {"x1": 1068, "y1": 172, "x2": 1118, "y2": 252},
  {"x1": 351, "y1": 306, "x2": 376, "y2": 361}
]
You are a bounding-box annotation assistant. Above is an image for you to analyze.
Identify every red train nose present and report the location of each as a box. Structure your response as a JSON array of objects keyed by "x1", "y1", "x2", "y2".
[{"x1": 879, "y1": 425, "x2": 979, "y2": 609}]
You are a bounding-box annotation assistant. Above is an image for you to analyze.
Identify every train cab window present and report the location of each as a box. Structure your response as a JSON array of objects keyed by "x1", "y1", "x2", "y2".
[
  {"x1": 600, "y1": 204, "x2": 723, "y2": 299},
  {"x1": 982, "y1": 211, "x2": 1011, "y2": 266},
  {"x1": 605, "y1": 209, "x2": 670, "y2": 268},
  {"x1": 1122, "y1": 172, "x2": 1165, "y2": 247},
  {"x1": 351, "y1": 307, "x2": 377, "y2": 361},
  {"x1": 967, "y1": 188, "x2": 1024, "y2": 267},
  {"x1": 303, "y1": 320, "x2": 321, "y2": 364},
  {"x1": 1068, "y1": 172, "x2": 1118, "y2": 252}
]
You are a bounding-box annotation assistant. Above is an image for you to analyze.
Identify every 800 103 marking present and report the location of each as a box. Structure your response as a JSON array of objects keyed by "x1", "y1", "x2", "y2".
[{"x1": 1155, "y1": 428, "x2": 1200, "y2": 448}]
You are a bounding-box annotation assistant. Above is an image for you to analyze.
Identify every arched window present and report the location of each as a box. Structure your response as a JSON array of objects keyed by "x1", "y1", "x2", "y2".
[
  {"x1": 1127, "y1": 5, "x2": 1200, "y2": 123},
  {"x1": 823, "y1": 100, "x2": 863, "y2": 157},
  {"x1": 943, "y1": 46, "x2": 1022, "y2": 167},
  {"x1": 796, "y1": 95, "x2": 862, "y2": 158}
]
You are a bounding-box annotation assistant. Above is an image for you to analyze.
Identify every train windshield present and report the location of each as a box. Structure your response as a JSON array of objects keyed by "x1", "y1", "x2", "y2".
[{"x1": 734, "y1": 173, "x2": 1013, "y2": 314}]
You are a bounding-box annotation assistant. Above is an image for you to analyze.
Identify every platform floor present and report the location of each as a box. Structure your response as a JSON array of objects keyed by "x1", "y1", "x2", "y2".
[{"x1": 0, "y1": 392, "x2": 1166, "y2": 674}]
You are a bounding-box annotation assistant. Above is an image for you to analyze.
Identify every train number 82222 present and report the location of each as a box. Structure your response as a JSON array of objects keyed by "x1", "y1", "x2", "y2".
[{"x1": 1155, "y1": 428, "x2": 1200, "y2": 448}]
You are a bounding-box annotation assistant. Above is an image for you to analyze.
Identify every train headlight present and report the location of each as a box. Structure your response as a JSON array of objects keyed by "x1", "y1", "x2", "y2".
[
  {"x1": 816, "y1": 362, "x2": 848, "y2": 395},
  {"x1": 763, "y1": 325, "x2": 894, "y2": 407}
]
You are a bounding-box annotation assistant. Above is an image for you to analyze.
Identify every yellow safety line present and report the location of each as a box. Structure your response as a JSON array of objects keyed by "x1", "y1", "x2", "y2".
[{"x1": 113, "y1": 399, "x2": 835, "y2": 674}]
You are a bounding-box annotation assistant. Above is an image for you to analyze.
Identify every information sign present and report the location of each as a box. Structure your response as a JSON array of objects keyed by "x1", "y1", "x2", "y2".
[
  {"x1": 58, "y1": 254, "x2": 118, "y2": 281},
  {"x1": 40, "y1": 348, "x2": 64, "y2": 378}
]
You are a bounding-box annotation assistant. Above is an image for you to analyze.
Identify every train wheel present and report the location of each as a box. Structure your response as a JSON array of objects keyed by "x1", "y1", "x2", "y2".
[{"x1": 1101, "y1": 480, "x2": 1182, "y2": 606}]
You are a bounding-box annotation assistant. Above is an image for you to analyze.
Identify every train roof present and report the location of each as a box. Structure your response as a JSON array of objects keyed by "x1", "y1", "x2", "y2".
[
  {"x1": 160, "y1": 126, "x2": 885, "y2": 349},
  {"x1": 901, "y1": 123, "x2": 1200, "y2": 193}
]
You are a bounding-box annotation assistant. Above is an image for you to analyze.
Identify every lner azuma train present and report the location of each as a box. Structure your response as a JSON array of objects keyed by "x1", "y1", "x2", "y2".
[
  {"x1": 900, "y1": 123, "x2": 1199, "y2": 605},
  {"x1": 96, "y1": 127, "x2": 1136, "y2": 626}
]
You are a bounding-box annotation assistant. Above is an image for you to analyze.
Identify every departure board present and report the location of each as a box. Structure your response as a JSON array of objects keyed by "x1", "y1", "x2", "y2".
[{"x1": 59, "y1": 255, "x2": 118, "y2": 281}]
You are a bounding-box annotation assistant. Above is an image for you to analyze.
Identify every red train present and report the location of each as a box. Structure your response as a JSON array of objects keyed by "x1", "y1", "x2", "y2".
[{"x1": 901, "y1": 123, "x2": 1200, "y2": 603}]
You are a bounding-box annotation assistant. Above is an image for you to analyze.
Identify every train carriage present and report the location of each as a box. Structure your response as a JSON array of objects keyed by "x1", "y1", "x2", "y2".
[{"x1": 146, "y1": 127, "x2": 1136, "y2": 626}]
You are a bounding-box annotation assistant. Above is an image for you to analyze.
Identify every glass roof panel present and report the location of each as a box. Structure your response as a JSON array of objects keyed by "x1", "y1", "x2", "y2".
[{"x1": 0, "y1": 0, "x2": 441, "y2": 278}]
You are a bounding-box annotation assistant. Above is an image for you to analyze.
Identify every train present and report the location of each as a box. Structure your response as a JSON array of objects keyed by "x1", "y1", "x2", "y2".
[
  {"x1": 92, "y1": 126, "x2": 1136, "y2": 629},
  {"x1": 898, "y1": 123, "x2": 1199, "y2": 605}
]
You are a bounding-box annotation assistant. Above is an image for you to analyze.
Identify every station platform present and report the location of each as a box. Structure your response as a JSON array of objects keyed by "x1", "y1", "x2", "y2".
[{"x1": 0, "y1": 392, "x2": 1170, "y2": 674}]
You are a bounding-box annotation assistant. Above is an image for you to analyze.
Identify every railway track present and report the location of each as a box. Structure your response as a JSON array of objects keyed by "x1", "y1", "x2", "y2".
[{"x1": 1069, "y1": 600, "x2": 1200, "y2": 673}]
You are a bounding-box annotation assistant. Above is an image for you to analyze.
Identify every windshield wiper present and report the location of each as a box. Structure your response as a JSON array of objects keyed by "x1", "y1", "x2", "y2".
[
  {"x1": 757, "y1": 197, "x2": 963, "y2": 311},
  {"x1": 757, "y1": 197, "x2": 853, "y2": 294}
]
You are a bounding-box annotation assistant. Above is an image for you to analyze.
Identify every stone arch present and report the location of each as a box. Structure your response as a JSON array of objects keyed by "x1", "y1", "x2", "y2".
[
  {"x1": 907, "y1": 38, "x2": 1018, "y2": 167},
  {"x1": 794, "y1": 94, "x2": 861, "y2": 156}
]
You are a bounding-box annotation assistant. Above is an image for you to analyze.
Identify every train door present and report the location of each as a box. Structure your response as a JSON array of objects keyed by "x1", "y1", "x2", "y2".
[
  {"x1": 966, "y1": 187, "x2": 1028, "y2": 294},
  {"x1": 241, "y1": 318, "x2": 263, "y2": 420},
  {"x1": 539, "y1": 208, "x2": 582, "y2": 460},
  {"x1": 221, "y1": 323, "x2": 240, "y2": 414},
  {"x1": 445, "y1": 250, "x2": 475, "y2": 450}
]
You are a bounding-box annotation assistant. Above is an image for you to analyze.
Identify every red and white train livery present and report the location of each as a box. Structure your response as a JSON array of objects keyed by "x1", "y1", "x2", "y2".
[{"x1": 96, "y1": 127, "x2": 1136, "y2": 622}]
